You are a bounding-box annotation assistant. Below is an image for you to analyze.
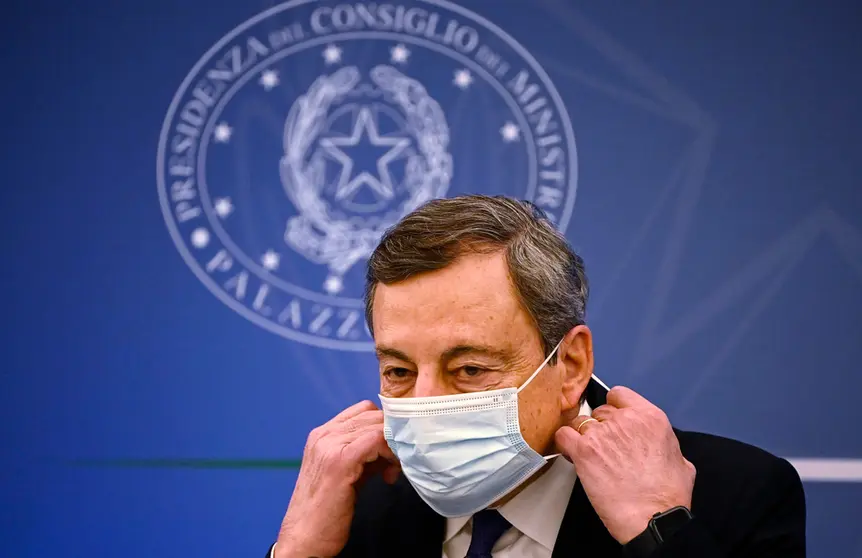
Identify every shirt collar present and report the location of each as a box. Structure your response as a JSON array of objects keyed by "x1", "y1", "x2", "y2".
[
  {"x1": 444, "y1": 400, "x2": 592, "y2": 549},
  {"x1": 444, "y1": 515, "x2": 472, "y2": 544},
  {"x1": 495, "y1": 455, "x2": 578, "y2": 549}
]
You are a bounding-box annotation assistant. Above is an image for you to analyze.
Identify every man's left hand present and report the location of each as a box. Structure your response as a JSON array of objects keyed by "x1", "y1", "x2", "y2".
[{"x1": 554, "y1": 386, "x2": 696, "y2": 544}]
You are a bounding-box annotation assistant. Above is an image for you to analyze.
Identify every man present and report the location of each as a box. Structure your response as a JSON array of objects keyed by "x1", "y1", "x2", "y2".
[{"x1": 268, "y1": 195, "x2": 806, "y2": 557}]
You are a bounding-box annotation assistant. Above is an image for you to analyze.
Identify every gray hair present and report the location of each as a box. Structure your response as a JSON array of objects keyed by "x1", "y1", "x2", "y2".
[{"x1": 364, "y1": 195, "x2": 589, "y2": 360}]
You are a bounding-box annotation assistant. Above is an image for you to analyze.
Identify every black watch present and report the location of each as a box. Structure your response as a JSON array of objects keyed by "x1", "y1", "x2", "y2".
[{"x1": 622, "y1": 506, "x2": 693, "y2": 558}]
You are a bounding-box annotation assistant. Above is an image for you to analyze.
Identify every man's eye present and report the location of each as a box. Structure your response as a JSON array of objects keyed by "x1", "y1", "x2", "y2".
[
  {"x1": 385, "y1": 367, "x2": 411, "y2": 379},
  {"x1": 460, "y1": 366, "x2": 484, "y2": 377}
]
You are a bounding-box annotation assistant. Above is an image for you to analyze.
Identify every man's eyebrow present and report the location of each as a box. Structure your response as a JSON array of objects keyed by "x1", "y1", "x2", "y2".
[
  {"x1": 375, "y1": 346, "x2": 413, "y2": 362},
  {"x1": 374, "y1": 345, "x2": 513, "y2": 363},
  {"x1": 441, "y1": 345, "x2": 511, "y2": 362}
]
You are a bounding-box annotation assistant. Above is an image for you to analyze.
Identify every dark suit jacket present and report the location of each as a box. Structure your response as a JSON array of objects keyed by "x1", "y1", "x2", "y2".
[{"x1": 270, "y1": 382, "x2": 807, "y2": 557}]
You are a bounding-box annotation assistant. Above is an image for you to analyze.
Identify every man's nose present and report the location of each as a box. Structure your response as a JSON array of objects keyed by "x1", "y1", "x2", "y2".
[{"x1": 412, "y1": 370, "x2": 451, "y2": 398}]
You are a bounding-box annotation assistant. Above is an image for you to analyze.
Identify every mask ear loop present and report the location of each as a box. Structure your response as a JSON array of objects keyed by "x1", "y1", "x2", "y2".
[
  {"x1": 516, "y1": 339, "x2": 563, "y2": 394},
  {"x1": 514, "y1": 340, "x2": 611, "y2": 462},
  {"x1": 515, "y1": 340, "x2": 565, "y2": 461},
  {"x1": 516, "y1": 339, "x2": 611, "y2": 395},
  {"x1": 590, "y1": 374, "x2": 610, "y2": 391}
]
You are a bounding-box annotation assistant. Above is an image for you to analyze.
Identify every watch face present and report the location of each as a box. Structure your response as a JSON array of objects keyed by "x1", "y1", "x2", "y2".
[{"x1": 654, "y1": 507, "x2": 693, "y2": 542}]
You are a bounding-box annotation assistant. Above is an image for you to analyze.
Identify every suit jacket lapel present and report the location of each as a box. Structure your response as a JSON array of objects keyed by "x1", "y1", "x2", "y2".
[
  {"x1": 552, "y1": 479, "x2": 621, "y2": 557},
  {"x1": 391, "y1": 476, "x2": 445, "y2": 558},
  {"x1": 392, "y1": 479, "x2": 620, "y2": 558},
  {"x1": 552, "y1": 379, "x2": 620, "y2": 556},
  {"x1": 389, "y1": 466, "x2": 621, "y2": 558}
]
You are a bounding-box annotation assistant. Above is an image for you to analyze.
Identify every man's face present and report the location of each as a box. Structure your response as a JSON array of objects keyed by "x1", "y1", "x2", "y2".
[{"x1": 372, "y1": 249, "x2": 592, "y2": 455}]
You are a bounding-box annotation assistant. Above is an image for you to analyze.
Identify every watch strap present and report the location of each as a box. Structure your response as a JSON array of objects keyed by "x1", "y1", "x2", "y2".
[
  {"x1": 622, "y1": 524, "x2": 660, "y2": 558},
  {"x1": 622, "y1": 506, "x2": 693, "y2": 558}
]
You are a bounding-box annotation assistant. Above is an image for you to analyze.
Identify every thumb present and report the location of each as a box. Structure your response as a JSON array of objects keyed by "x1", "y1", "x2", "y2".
[
  {"x1": 554, "y1": 424, "x2": 582, "y2": 463},
  {"x1": 555, "y1": 414, "x2": 596, "y2": 463},
  {"x1": 383, "y1": 462, "x2": 401, "y2": 484}
]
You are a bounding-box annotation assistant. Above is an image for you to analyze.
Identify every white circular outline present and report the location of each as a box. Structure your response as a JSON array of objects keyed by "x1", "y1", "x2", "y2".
[
  {"x1": 196, "y1": 31, "x2": 539, "y2": 304},
  {"x1": 157, "y1": 0, "x2": 578, "y2": 351}
]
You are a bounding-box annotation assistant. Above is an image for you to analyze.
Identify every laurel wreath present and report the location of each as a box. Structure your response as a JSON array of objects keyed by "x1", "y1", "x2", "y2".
[
  {"x1": 369, "y1": 65, "x2": 452, "y2": 211},
  {"x1": 279, "y1": 65, "x2": 453, "y2": 276}
]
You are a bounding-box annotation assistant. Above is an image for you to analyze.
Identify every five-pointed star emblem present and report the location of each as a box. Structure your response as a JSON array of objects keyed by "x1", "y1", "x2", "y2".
[
  {"x1": 318, "y1": 108, "x2": 410, "y2": 201},
  {"x1": 213, "y1": 123, "x2": 232, "y2": 143},
  {"x1": 214, "y1": 197, "x2": 233, "y2": 218},
  {"x1": 259, "y1": 70, "x2": 279, "y2": 90},
  {"x1": 190, "y1": 228, "x2": 210, "y2": 249},
  {"x1": 453, "y1": 69, "x2": 473, "y2": 89},
  {"x1": 500, "y1": 122, "x2": 521, "y2": 142},
  {"x1": 261, "y1": 250, "x2": 280, "y2": 271},
  {"x1": 322, "y1": 44, "x2": 342, "y2": 65},
  {"x1": 390, "y1": 44, "x2": 410, "y2": 64}
]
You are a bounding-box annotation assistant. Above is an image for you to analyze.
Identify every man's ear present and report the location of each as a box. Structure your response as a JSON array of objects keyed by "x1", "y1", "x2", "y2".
[{"x1": 558, "y1": 325, "x2": 594, "y2": 412}]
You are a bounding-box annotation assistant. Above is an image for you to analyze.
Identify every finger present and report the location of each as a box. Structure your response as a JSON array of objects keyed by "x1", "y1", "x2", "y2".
[
  {"x1": 330, "y1": 400, "x2": 379, "y2": 423},
  {"x1": 554, "y1": 425, "x2": 581, "y2": 462},
  {"x1": 606, "y1": 385, "x2": 651, "y2": 410},
  {"x1": 577, "y1": 418, "x2": 601, "y2": 435},
  {"x1": 357, "y1": 457, "x2": 402, "y2": 486},
  {"x1": 556, "y1": 415, "x2": 602, "y2": 464},
  {"x1": 571, "y1": 414, "x2": 602, "y2": 435},
  {"x1": 591, "y1": 404, "x2": 617, "y2": 422},
  {"x1": 357, "y1": 457, "x2": 389, "y2": 487},
  {"x1": 333, "y1": 421, "x2": 395, "y2": 458},
  {"x1": 344, "y1": 426, "x2": 397, "y2": 465},
  {"x1": 383, "y1": 462, "x2": 402, "y2": 484},
  {"x1": 337, "y1": 410, "x2": 384, "y2": 434}
]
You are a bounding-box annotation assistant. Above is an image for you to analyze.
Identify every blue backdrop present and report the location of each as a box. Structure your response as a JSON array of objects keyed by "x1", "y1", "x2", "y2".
[{"x1": 2, "y1": 1, "x2": 861, "y2": 556}]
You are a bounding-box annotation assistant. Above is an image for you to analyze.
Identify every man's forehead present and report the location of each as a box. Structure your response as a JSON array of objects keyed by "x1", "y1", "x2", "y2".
[
  {"x1": 372, "y1": 252, "x2": 520, "y2": 316},
  {"x1": 370, "y1": 251, "x2": 539, "y2": 354},
  {"x1": 372, "y1": 280, "x2": 524, "y2": 339},
  {"x1": 372, "y1": 292, "x2": 535, "y2": 363}
]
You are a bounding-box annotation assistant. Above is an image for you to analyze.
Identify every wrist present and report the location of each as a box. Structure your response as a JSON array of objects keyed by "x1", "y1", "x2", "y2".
[
  {"x1": 620, "y1": 497, "x2": 692, "y2": 542},
  {"x1": 273, "y1": 533, "x2": 320, "y2": 558},
  {"x1": 615, "y1": 507, "x2": 658, "y2": 544},
  {"x1": 272, "y1": 541, "x2": 313, "y2": 558},
  {"x1": 622, "y1": 506, "x2": 694, "y2": 558}
]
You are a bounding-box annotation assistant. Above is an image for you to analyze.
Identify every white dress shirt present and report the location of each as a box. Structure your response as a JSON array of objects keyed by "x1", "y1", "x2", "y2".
[{"x1": 441, "y1": 455, "x2": 579, "y2": 558}]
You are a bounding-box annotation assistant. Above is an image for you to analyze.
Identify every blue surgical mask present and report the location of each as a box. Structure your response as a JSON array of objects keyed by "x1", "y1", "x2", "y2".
[{"x1": 379, "y1": 341, "x2": 566, "y2": 518}]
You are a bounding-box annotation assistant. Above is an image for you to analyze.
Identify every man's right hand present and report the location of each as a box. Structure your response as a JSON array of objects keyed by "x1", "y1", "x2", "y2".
[{"x1": 274, "y1": 400, "x2": 401, "y2": 558}]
